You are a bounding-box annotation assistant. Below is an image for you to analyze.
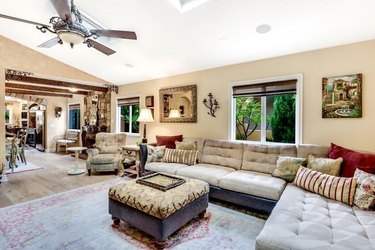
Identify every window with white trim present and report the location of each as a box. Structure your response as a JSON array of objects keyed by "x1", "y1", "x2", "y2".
[
  {"x1": 232, "y1": 78, "x2": 300, "y2": 144},
  {"x1": 117, "y1": 97, "x2": 140, "y2": 134},
  {"x1": 68, "y1": 104, "x2": 80, "y2": 129}
]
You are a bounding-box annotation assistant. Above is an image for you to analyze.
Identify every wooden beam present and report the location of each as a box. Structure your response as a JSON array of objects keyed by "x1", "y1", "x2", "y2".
[
  {"x1": 5, "y1": 74, "x2": 108, "y2": 92},
  {"x1": 5, "y1": 82, "x2": 88, "y2": 95},
  {"x1": 5, "y1": 89, "x2": 73, "y2": 98}
]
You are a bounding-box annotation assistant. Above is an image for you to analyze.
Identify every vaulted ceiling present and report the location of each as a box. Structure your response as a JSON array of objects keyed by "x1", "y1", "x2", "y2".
[{"x1": 1, "y1": 0, "x2": 375, "y2": 85}]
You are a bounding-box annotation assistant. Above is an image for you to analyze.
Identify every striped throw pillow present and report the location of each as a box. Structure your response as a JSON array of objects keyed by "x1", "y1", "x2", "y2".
[
  {"x1": 318, "y1": 174, "x2": 357, "y2": 206},
  {"x1": 293, "y1": 166, "x2": 323, "y2": 193},
  {"x1": 163, "y1": 148, "x2": 198, "y2": 166}
]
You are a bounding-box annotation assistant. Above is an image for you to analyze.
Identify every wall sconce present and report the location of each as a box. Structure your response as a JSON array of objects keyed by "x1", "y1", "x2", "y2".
[
  {"x1": 55, "y1": 107, "x2": 62, "y2": 118},
  {"x1": 203, "y1": 93, "x2": 219, "y2": 117}
]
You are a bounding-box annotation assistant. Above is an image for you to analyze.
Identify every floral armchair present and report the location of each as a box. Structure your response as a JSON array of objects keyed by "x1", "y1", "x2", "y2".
[{"x1": 86, "y1": 133, "x2": 127, "y2": 176}]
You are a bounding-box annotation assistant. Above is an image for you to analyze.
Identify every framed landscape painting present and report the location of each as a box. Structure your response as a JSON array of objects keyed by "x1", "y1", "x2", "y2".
[{"x1": 322, "y1": 73, "x2": 362, "y2": 118}]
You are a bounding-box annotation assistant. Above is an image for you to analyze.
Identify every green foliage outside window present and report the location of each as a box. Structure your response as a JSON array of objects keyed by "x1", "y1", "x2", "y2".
[
  {"x1": 235, "y1": 97, "x2": 261, "y2": 140},
  {"x1": 269, "y1": 94, "x2": 296, "y2": 143},
  {"x1": 120, "y1": 104, "x2": 139, "y2": 133}
]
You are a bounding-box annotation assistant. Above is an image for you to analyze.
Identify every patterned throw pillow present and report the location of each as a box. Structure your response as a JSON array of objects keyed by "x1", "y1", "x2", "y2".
[
  {"x1": 354, "y1": 169, "x2": 375, "y2": 210},
  {"x1": 293, "y1": 166, "x2": 323, "y2": 193},
  {"x1": 175, "y1": 141, "x2": 197, "y2": 151},
  {"x1": 307, "y1": 154, "x2": 343, "y2": 176},
  {"x1": 272, "y1": 156, "x2": 307, "y2": 182},
  {"x1": 293, "y1": 166, "x2": 357, "y2": 206},
  {"x1": 146, "y1": 145, "x2": 166, "y2": 163},
  {"x1": 318, "y1": 173, "x2": 357, "y2": 206},
  {"x1": 163, "y1": 148, "x2": 198, "y2": 166}
]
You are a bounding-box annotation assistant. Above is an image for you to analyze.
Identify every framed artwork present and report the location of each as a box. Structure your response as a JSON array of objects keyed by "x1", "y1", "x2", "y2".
[
  {"x1": 322, "y1": 73, "x2": 362, "y2": 118},
  {"x1": 145, "y1": 96, "x2": 154, "y2": 107}
]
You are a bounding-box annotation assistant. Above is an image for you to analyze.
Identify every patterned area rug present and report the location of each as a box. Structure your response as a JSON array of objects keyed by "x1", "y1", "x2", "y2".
[{"x1": 0, "y1": 178, "x2": 265, "y2": 250}]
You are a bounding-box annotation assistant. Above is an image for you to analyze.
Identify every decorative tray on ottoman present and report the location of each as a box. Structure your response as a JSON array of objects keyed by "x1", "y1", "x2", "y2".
[{"x1": 136, "y1": 173, "x2": 186, "y2": 191}]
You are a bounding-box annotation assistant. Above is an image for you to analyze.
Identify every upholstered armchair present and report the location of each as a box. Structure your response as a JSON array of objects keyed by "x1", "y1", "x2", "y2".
[
  {"x1": 54, "y1": 130, "x2": 80, "y2": 153},
  {"x1": 86, "y1": 133, "x2": 127, "y2": 176}
]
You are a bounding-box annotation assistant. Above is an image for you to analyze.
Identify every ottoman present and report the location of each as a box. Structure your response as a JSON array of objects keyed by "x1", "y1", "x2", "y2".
[{"x1": 108, "y1": 175, "x2": 209, "y2": 244}]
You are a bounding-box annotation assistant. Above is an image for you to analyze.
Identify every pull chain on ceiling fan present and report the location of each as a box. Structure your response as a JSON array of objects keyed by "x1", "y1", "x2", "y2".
[{"x1": 0, "y1": 0, "x2": 137, "y2": 55}]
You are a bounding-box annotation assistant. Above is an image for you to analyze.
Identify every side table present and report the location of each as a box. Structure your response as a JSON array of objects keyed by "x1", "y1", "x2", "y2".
[
  {"x1": 67, "y1": 147, "x2": 87, "y2": 175},
  {"x1": 121, "y1": 145, "x2": 140, "y2": 178}
]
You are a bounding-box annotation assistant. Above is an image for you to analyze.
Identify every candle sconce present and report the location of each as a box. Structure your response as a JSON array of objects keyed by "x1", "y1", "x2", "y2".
[{"x1": 203, "y1": 93, "x2": 219, "y2": 117}]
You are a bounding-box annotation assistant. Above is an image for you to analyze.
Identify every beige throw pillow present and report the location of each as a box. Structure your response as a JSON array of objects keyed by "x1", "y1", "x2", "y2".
[
  {"x1": 307, "y1": 154, "x2": 343, "y2": 176},
  {"x1": 354, "y1": 169, "x2": 375, "y2": 210},
  {"x1": 163, "y1": 148, "x2": 198, "y2": 166},
  {"x1": 272, "y1": 156, "x2": 307, "y2": 182},
  {"x1": 175, "y1": 141, "x2": 197, "y2": 151}
]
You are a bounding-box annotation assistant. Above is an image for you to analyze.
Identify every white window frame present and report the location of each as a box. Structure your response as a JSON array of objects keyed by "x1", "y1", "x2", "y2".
[
  {"x1": 228, "y1": 74, "x2": 303, "y2": 144},
  {"x1": 67, "y1": 102, "x2": 81, "y2": 131},
  {"x1": 116, "y1": 95, "x2": 141, "y2": 135}
]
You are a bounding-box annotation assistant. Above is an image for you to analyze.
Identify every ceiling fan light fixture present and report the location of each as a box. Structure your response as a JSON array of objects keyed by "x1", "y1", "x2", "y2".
[{"x1": 57, "y1": 30, "x2": 85, "y2": 45}]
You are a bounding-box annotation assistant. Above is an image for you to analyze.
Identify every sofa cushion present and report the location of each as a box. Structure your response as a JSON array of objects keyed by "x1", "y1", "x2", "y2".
[
  {"x1": 293, "y1": 166, "x2": 357, "y2": 206},
  {"x1": 91, "y1": 154, "x2": 120, "y2": 164},
  {"x1": 354, "y1": 169, "x2": 375, "y2": 210},
  {"x1": 175, "y1": 141, "x2": 197, "y2": 151},
  {"x1": 241, "y1": 143, "x2": 297, "y2": 174},
  {"x1": 201, "y1": 139, "x2": 243, "y2": 170},
  {"x1": 297, "y1": 144, "x2": 329, "y2": 158},
  {"x1": 175, "y1": 163, "x2": 235, "y2": 186},
  {"x1": 256, "y1": 184, "x2": 375, "y2": 250},
  {"x1": 272, "y1": 156, "x2": 307, "y2": 182},
  {"x1": 219, "y1": 170, "x2": 286, "y2": 200},
  {"x1": 156, "y1": 135, "x2": 183, "y2": 149},
  {"x1": 163, "y1": 148, "x2": 198, "y2": 165},
  {"x1": 145, "y1": 162, "x2": 189, "y2": 175},
  {"x1": 146, "y1": 145, "x2": 166, "y2": 163},
  {"x1": 182, "y1": 137, "x2": 205, "y2": 162},
  {"x1": 307, "y1": 154, "x2": 343, "y2": 176},
  {"x1": 329, "y1": 143, "x2": 375, "y2": 177}
]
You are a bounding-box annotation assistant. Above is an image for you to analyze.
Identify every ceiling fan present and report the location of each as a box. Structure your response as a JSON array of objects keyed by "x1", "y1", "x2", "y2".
[{"x1": 0, "y1": 0, "x2": 137, "y2": 55}]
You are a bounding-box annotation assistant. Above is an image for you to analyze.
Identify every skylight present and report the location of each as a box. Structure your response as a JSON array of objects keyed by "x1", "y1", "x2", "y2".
[{"x1": 168, "y1": 0, "x2": 212, "y2": 13}]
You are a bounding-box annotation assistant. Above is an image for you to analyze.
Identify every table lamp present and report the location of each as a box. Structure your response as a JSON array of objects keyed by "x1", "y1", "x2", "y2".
[
  {"x1": 137, "y1": 108, "x2": 154, "y2": 143},
  {"x1": 169, "y1": 109, "x2": 181, "y2": 118}
]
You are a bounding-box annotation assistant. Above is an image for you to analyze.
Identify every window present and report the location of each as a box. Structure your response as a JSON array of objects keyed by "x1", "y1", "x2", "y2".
[
  {"x1": 117, "y1": 97, "x2": 140, "y2": 134},
  {"x1": 68, "y1": 104, "x2": 80, "y2": 129},
  {"x1": 231, "y1": 76, "x2": 302, "y2": 144}
]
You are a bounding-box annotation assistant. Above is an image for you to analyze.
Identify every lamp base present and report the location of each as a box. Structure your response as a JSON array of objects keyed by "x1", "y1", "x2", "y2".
[{"x1": 142, "y1": 138, "x2": 148, "y2": 143}]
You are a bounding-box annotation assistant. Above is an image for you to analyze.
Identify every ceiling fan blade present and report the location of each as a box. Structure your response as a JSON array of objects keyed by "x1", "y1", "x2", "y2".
[
  {"x1": 85, "y1": 39, "x2": 116, "y2": 56},
  {"x1": 0, "y1": 13, "x2": 50, "y2": 27},
  {"x1": 50, "y1": 0, "x2": 72, "y2": 23},
  {"x1": 37, "y1": 37, "x2": 61, "y2": 48},
  {"x1": 90, "y1": 29, "x2": 137, "y2": 40}
]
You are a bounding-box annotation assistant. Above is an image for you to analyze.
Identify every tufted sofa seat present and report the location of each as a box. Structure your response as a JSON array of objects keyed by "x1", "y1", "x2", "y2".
[{"x1": 256, "y1": 184, "x2": 375, "y2": 250}]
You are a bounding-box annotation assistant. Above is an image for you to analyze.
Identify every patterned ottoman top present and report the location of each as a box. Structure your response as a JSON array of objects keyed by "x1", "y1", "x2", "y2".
[{"x1": 108, "y1": 176, "x2": 209, "y2": 219}]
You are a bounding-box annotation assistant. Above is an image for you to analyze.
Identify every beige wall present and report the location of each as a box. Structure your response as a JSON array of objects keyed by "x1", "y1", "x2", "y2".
[
  {"x1": 113, "y1": 39, "x2": 375, "y2": 152},
  {"x1": 0, "y1": 35, "x2": 108, "y2": 159}
]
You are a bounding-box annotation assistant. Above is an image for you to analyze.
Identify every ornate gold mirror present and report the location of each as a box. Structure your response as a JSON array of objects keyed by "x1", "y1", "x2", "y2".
[{"x1": 159, "y1": 85, "x2": 197, "y2": 123}]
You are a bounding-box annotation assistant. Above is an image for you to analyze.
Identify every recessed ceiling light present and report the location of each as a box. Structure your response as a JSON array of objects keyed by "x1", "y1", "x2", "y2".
[
  {"x1": 125, "y1": 63, "x2": 134, "y2": 68},
  {"x1": 256, "y1": 24, "x2": 271, "y2": 34},
  {"x1": 219, "y1": 37, "x2": 227, "y2": 44}
]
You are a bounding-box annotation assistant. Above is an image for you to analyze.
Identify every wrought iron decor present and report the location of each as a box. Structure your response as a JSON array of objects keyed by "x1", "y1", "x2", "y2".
[
  {"x1": 159, "y1": 85, "x2": 197, "y2": 123},
  {"x1": 203, "y1": 93, "x2": 219, "y2": 117},
  {"x1": 105, "y1": 84, "x2": 118, "y2": 94}
]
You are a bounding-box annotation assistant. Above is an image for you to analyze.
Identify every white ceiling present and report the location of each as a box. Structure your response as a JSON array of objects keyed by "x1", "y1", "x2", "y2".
[{"x1": 1, "y1": 0, "x2": 375, "y2": 85}]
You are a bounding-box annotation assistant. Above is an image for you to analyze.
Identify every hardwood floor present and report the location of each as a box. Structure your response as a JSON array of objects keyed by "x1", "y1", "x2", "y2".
[{"x1": 0, "y1": 148, "x2": 117, "y2": 208}]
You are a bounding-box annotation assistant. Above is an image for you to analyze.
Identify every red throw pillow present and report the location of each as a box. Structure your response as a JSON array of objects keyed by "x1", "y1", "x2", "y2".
[
  {"x1": 329, "y1": 143, "x2": 375, "y2": 177},
  {"x1": 156, "y1": 135, "x2": 183, "y2": 149}
]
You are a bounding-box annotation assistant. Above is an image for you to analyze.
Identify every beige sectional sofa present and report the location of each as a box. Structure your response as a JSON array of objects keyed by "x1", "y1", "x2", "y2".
[
  {"x1": 141, "y1": 138, "x2": 329, "y2": 213},
  {"x1": 140, "y1": 138, "x2": 375, "y2": 249}
]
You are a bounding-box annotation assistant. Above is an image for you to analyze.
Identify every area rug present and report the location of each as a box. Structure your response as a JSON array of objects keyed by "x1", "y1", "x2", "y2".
[
  {"x1": 0, "y1": 178, "x2": 265, "y2": 250},
  {"x1": 5, "y1": 162, "x2": 43, "y2": 174}
]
